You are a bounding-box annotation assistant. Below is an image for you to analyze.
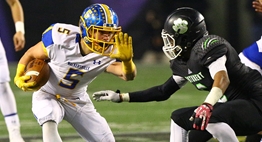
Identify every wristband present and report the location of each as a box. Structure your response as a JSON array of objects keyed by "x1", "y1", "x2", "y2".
[
  {"x1": 122, "y1": 60, "x2": 135, "y2": 74},
  {"x1": 120, "y1": 93, "x2": 130, "y2": 102},
  {"x1": 204, "y1": 87, "x2": 223, "y2": 105},
  {"x1": 15, "y1": 21, "x2": 25, "y2": 34}
]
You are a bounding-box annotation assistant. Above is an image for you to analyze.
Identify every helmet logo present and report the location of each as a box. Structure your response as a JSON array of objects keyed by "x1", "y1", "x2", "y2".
[{"x1": 172, "y1": 18, "x2": 188, "y2": 34}]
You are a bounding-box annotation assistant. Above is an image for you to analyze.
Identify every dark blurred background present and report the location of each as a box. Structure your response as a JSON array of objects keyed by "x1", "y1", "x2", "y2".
[{"x1": 1, "y1": 0, "x2": 261, "y2": 63}]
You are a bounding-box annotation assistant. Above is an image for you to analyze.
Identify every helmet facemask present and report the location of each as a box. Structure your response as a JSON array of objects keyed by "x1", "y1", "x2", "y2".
[
  {"x1": 80, "y1": 16, "x2": 121, "y2": 56},
  {"x1": 79, "y1": 3, "x2": 122, "y2": 56},
  {"x1": 162, "y1": 29, "x2": 185, "y2": 60},
  {"x1": 161, "y1": 7, "x2": 208, "y2": 60}
]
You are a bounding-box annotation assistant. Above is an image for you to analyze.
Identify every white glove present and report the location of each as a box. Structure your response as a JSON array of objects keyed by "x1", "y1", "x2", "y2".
[{"x1": 92, "y1": 90, "x2": 121, "y2": 102}]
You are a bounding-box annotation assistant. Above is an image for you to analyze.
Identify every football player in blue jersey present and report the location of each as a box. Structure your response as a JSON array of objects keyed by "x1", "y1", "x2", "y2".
[
  {"x1": 0, "y1": 0, "x2": 25, "y2": 142},
  {"x1": 13, "y1": 3, "x2": 136, "y2": 142},
  {"x1": 93, "y1": 7, "x2": 262, "y2": 142},
  {"x1": 239, "y1": 37, "x2": 262, "y2": 75}
]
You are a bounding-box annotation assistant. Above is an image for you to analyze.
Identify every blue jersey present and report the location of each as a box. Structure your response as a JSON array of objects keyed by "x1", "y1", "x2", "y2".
[{"x1": 243, "y1": 37, "x2": 262, "y2": 68}]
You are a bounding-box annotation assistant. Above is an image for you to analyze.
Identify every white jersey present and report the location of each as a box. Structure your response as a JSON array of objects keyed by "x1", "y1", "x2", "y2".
[
  {"x1": 40, "y1": 23, "x2": 116, "y2": 98},
  {"x1": 0, "y1": 38, "x2": 10, "y2": 82}
]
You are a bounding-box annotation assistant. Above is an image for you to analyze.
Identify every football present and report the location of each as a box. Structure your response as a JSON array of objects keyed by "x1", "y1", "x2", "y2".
[{"x1": 24, "y1": 59, "x2": 50, "y2": 89}]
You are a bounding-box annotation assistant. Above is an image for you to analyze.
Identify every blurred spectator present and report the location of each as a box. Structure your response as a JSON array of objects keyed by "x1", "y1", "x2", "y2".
[
  {"x1": 247, "y1": 0, "x2": 262, "y2": 41},
  {"x1": 0, "y1": 0, "x2": 25, "y2": 141},
  {"x1": 0, "y1": 0, "x2": 17, "y2": 61}
]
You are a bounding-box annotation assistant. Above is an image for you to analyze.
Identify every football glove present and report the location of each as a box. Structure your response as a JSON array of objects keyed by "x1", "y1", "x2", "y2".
[
  {"x1": 110, "y1": 32, "x2": 135, "y2": 74},
  {"x1": 110, "y1": 32, "x2": 133, "y2": 62},
  {"x1": 92, "y1": 90, "x2": 122, "y2": 103},
  {"x1": 190, "y1": 103, "x2": 213, "y2": 130},
  {"x1": 14, "y1": 64, "x2": 36, "y2": 91}
]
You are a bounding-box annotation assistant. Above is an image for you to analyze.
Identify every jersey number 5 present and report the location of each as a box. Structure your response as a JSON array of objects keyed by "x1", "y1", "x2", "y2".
[
  {"x1": 58, "y1": 27, "x2": 70, "y2": 35},
  {"x1": 59, "y1": 68, "x2": 84, "y2": 89}
]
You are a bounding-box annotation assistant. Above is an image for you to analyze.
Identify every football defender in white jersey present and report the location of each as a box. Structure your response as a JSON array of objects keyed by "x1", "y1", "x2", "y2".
[
  {"x1": 0, "y1": 0, "x2": 25, "y2": 142},
  {"x1": 14, "y1": 3, "x2": 136, "y2": 142}
]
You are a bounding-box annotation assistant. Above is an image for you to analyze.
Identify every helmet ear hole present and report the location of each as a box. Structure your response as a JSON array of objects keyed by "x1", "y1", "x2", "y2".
[
  {"x1": 186, "y1": 42, "x2": 192, "y2": 48},
  {"x1": 181, "y1": 36, "x2": 187, "y2": 43},
  {"x1": 174, "y1": 33, "x2": 180, "y2": 38}
]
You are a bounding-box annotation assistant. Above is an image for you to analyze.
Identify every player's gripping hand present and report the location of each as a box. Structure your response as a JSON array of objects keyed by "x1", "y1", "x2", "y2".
[
  {"x1": 14, "y1": 76, "x2": 36, "y2": 91},
  {"x1": 189, "y1": 103, "x2": 213, "y2": 130},
  {"x1": 110, "y1": 32, "x2": 133, "y2": 62},
  {"x1": 92, "y1": 90, "x2": 122, "y2": 103},
  {"x1": 14, "y1": 64, "x2": 36, "y2": 91}
]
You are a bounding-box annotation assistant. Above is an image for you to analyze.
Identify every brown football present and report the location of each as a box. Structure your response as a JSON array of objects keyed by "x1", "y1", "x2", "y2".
[{"x1": 24, "y1": 59, "x2": 50, "y2": 89}]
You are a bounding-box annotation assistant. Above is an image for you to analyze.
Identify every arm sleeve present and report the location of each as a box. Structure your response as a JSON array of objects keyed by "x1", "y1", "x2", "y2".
[
  {"x1": 129, "y1": 76, "x2": 180, "y2": 102},
  {"x1": 208, "y1": 55, "x2": 227, "y2": 79}
]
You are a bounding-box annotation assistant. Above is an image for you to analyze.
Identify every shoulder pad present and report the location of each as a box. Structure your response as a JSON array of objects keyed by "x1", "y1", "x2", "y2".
[
  {"x1": 195, "y1": 35, "x2": 227, "y2": 51},
  {"x1": 192, "y1": 35, "x2": 229, "y2": 66},
  {"x1": 42, "y1": 24, "x2": 55, "y2": 48},
  {"x1": 42, "y1": 23, "x2": 80, "y2": 48}
]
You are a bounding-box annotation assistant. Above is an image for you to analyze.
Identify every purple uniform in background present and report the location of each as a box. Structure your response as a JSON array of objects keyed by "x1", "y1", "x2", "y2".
[{"x1": 0, "y1": 0, "x2": 16, "y2": 61}]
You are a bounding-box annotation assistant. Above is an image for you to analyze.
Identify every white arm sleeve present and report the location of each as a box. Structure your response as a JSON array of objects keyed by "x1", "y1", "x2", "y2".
[
  {"x1": 257, "y1": 36, "x2": 262, "y2": 52},
  {"x1": 172, "y1": 75, "x2": 187, "y2": 88},
  {"x1": 208, "y1": 55, "x2": 227, "y2": 79}
]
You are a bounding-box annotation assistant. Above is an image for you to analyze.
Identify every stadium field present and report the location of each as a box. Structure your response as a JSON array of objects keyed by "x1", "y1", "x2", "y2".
[{"x1": 0, "y1": 62, "x2": 246, "y2": 141}]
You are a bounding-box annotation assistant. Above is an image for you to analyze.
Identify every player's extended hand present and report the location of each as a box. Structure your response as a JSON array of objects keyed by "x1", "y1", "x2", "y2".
[
  {"x1": 92, "y1": 90, "x2": 122, "y2": 103},
  {"x1": 189, "y1": 103, "x2": 213, "y2": 130},
  {"x1": 110, "y1": 32, "x2": 133, "y2": 61}
]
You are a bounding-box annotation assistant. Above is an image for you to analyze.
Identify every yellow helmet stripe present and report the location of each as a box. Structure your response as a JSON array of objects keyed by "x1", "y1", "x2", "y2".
[{"x1": 100, "y1": 4, "x2": 112, "y2": 24}]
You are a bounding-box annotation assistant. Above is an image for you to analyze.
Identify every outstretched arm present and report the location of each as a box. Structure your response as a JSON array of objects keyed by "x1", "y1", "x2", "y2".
[{"x1": 93, "y1": 76, "x2": 182, "y2": 102}]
